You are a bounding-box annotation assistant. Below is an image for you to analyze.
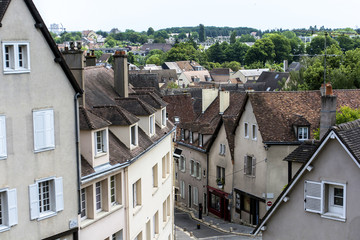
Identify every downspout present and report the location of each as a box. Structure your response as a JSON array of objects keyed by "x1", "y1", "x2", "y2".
[
  {"x1": 206, "y1": 152, "x2": 209, "y2": 215},
  {"x1": 74, "y1": 93, "x2": 81, "y2": 215}
]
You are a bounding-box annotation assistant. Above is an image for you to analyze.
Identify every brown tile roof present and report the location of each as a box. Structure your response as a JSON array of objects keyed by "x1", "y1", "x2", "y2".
[
  {"x1": 0, "y1": 0, "x2": 10, "y2": 25},
  {"x1": 92, "y1": 105, "x2": 139, "y2": 126},
  {"x1": 176, "y1": 61, "x2": 196, "y2": 72},
  {"x1": 130, "y1": 92, "x2": 167, "y2": 109},
  {"x1": 81, "y1": 156, "x2": 95, "y2": 177},
  {"x1": 162, "y1": 94, "x2": 198, "y2": 124},
  {"x1": 250, "y1": 90, "x2": 360, "y2": 143},
  {"x1": 79, "y1": 107, "x2": 111, "y2": 130},
  {"x1": 210, "y1": 68, "x2": 231, "y2": 83},
  {"x1": 115, "y1": 97, "x2": 156, "y2": 116}
]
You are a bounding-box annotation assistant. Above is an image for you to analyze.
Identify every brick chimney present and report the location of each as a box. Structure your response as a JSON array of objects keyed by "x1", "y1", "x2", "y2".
[
  {"x1": 113, "y1": 51, "x2": 128, "y2": 98},
  {"x1": 320, "y1": 83, "x2": 337, "y2": 139},
  {"x1": 202, "y1": 88, "x2": 218, "y2": 113},
  {"x1": 62, "y1": 41, "x2": 85, "y2": 106},
  {"x1": 219, "y1": 89, "x2": 230, "y2": 114},
  {"x1": 85, "y1": 50, "x2": 96, "y2": 66}
]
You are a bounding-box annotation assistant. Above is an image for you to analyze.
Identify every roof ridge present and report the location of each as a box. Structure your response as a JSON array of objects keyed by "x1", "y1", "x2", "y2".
[{"x1": 334, "y1": 119, "x2": 360, "y2": 131}]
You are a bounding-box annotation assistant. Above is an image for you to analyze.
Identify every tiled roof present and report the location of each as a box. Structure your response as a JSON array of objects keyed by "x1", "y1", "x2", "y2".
[
  {"x1": 256, "y1": 71, "x2": 290, "y2": 91},
  {"x1": 79, "y1": 107, "x2": 111, "y2": 130},
  {"x1": 0, "y1": 0, "x2": 10, "y2": 25},
  {"x1": 176, "y1": 61, "x2": 198, "y2": 72},
  {"x1": 283, "y1": 140, "x2": 319, "y2": 163},
  {"x1": 115, "y1": 97, "x2": 156, "y2": 116},
  {"x1": 250, "y1": 90, "x2": 360, "y2": 143},
  {"x1": 182, "y1": 70, "x2": 211, "y2": 83},
  {"x1": 130, "y1": 92, "x2": 167, "y2": 109},
  {"x1": 129, "y1": 73, "x2": 160, "y2": 91},
  {"x1": 162, "y1": 62, "x2": 182, "y2": 74},
  {"x1": 81, "y1": 156, "x2": 95, "y2": 177},
  {"x1": 163, "y1": 94, "x2": 198, "y2": 124},
  {"x1": 238, "y1": 69, "x2": 269, "y2": 77},
  {"x1": 92, "y1": 105, "x2": 139, "y2": 126},
  {"x1": 334, "y1": 119, "x2": 360, "y2": 163},
  {"x1": 129, "y1": 69, "x2": 178, "y2": 83}
]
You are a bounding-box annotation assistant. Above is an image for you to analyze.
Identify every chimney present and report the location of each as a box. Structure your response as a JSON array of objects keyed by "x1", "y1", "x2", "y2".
[
  {"x1": 320, "y1": 83, "x2": 336, "y2": 139},
  {"x1": 62, "y1": 41, "x2": 85, "y2": 106},
  {"x1": 283, "y1": 60, "x2": 288, "y2": 72},
  {"x1": 219, "y1": 89, "x2": 230, "y2": 114},
  {"x1": 85, "y1": 50, "x2": 96, "y2": 66},
  {"x1": 113, "y1": 51, "x2": 128, "y2": 98},
  {"x1": 202, "y1": 88, "x2": 218, "y2": 113}
]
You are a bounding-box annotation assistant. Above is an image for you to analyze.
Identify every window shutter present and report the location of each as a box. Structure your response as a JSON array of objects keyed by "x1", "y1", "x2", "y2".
[
  {"x1": 252, "y1": 157, "x2": 256, "y2": 177},
  {"x1": 8, "y1": 188, "x2": 18, "y2": 226},
  {"x1": 304, "y1": 180, "x2": 322, "y2": 213},
  {"x1": 33, "y1": 111, "x2": 45, "y2": 150},
  {"x1": 244, "y1": 156, "x2": 247, "y2": 174},
  {"x1": 55, "y1": 177, "x2": 64, "y2": 212},
  {"x1": 103, "y1": 130, "x2": 107, "y2": 152},
  {"x1": 198, "y1": 165, "x2": 202, "y2": 179},
  {"x1": 133, "y1": 184, "x2": 137, "y2": 207},
  {"x1": 0, "y1": 116, "x2": 7, "y2": 157},
  {"x1": 29, "y1": 183, "x2": 39, "y2": 220},
  {"x1": 44, "y1": 110, "x2": 55, "y2": 148},
  {"x1": 94, "y1": 132, "x2": 98, "y2": 153}
]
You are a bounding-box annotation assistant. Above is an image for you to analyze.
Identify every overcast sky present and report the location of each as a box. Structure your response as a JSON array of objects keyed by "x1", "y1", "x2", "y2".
[{"x1": 33, "y1": 0, "x2": 359, "y2": 32}]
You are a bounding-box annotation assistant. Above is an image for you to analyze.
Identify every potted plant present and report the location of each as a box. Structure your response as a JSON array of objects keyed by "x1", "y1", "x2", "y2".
[{"x1": 216, "y1": 178, "x2": 225, "y2": 189}]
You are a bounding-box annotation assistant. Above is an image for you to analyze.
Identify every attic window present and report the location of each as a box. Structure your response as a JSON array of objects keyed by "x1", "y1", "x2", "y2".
[
  {"x1": 298, "y1": 127, "x2": 309, "y2": 141},
  {"x1": 2, "y1": 42, "x2": 30, "y2": 74}
]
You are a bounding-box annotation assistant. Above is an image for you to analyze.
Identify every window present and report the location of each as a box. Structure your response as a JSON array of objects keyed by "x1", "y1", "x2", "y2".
[
  {"x1": 134, "y1": 231, "x2": 142, "y2": 240},
  {"x1": 131, "y1": 125, "x2": 138, "y2": 146},
  {"x1": 153, "y1": 211, "x2": 159, "y2": 237},
  {"x1": 244, "y1": 156, "x2": 256, "y2": 177},
  {"x1": 199, "y1": 134, "x2": 203, "y2": 147},
  {"x1": 195, "y1": 162, "x2": 201, "y2": 180},
  {"x1": 33, "y1": 109, "x2": 55, "y2": 152},
  {"x1": 152, "y1": 164, "x2": 158, "y2": 188},
  {"x1": 95, "y1": 182, "x2": 102, "y2": 212},
  {"x1": 2, "y1": 42, "x2": 30, "y2": 73},
  {"x1": 29, "y1": 177, "x2": 63, "y2": 220},
  {"x1": 94, "y1": 129, "x2": 107, "y2": 155},
  {"x1": 149, "y1": 115, "x2": 155, "y2": 135},
  {"x1": 80, "y1": 188, "x2": 86, "y2": 219},
  {"x1": 112, "y1": 229, "x2": 123, "y2": 240},
  {"x1": 189, "y1": 131, "x2": 193, "y2": 143},
  {"x1": 110, "y1": 176, "x2": 116, "y2": 204},
  {"x1": 193, "y1": 187, "x2": 198, "y2": 206},
  {"x1": 216, "y1": 166, "x2": 225, "y2": 185},
  {"x1": 0, "y1": 116, "x2": 7, "y2": 159},
  {"x1": 162, "y1": 155, "x2": 166, "y2": 178},
  {"x1": 304, "y1": 180, "x2": 346, "y2": 220},
  {"x1": 110, "y1": 174, "x2": 122, "y2": 205},
  {"x1": 133, "y1": 179, "x2": 141, "y2": 208},
  {"x1": 298, "y1": 127, "x2": 309, "y2": 141},
  {"x1": 180, "y1": 181, "x2": 185, "y2": 199},
  {"x1": 244, "y1": 123, "x2": 249, "y2": 138},
  {"x1": 179, "y1": 156, "x2": 186, "y2": 172},
  {"x1": 0, "y1": 188, "x2": 17, "y2": 231},
  {"x1": 219, "y1": 143, "x2": 226, "y2": 156},
  {"x1": 252, "y1": 124, "x2": 257, "y2": 140},
  {"x1": 181, "y1": 129, "x2": 184, "y2": 141},
  {"x1": 162, "y1": 195, "x2": 170, "y2": 223},
  {"x1": 190, "y1": 160, "x2": 195, "y2": 177},
  {"x1": 161, "y1": 108, "x2": 166, "y2": 126},
  {"x1": 210, "y1": 193, "x2": 221, "y2": 212},
  {"x1": 163, "y1": 200, "x2": 166, "y2": 222}
]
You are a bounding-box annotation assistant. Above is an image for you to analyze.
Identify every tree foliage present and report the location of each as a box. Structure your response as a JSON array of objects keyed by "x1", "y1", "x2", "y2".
[
  {"x1": 245, "y1": 38, "x2": 275, "y2": 65},
  {"x1": 336, "y1": 106, "x2": 360, "y2": 124},
  {"x1": 199, "y1": 24, "x2": 206, "y2": 42}
]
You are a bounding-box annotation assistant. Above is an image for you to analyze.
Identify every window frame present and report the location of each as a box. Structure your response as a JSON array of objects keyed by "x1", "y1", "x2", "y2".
[
  {"x1": 298, "y1": 126, "x2": 309, "y2": 141},
  {"x1": 95, "y1": 182, "x2": 102, "y2": 212},
  {"x1": 130, "y1": 124, "x2": 138, "y2": 147},
  {"x1": 80, "y1": 188, "x2": 87, "y2": 220},
  {"x1": 219, "y1": 143, "x2": 226, "y2": 156},
  {"x1": 252, "y1": 124, "x2": 257, "y2": 140},
  {"x1": 29, "y1": 177, "x2": 63, "y2": 220},
  {"x1": 179, "y1": 156, "x2": 186, "y2": 172},
  {"x1": 133, "y1": 179, "x2": 142, "y2": 208},
  {"x1": 2, "y1": 42, "x2": 31, "y2": 74},
  {"x1": 0, "y1": 188, "x2": 17, "y2": 232},
  {"x1": 94, "y1": 129, "x2": 107, "y2": 155},
  {"x1": 149, "y1": 115, "x2": 155, "y2": 135},
  {"x1": 33, "y1": 109, "x2": 55, "y2": 153},
  {"x1": 244, "y1": 122, "x2": 249, "y2": 138},
  {"x1": 152, "y1": 164, "x2": 158, "y2": 188},
  {"x1": 161, "y1": 108, "x2": 166, "y2": 127},
  {"x1": 244, "y1": 155, "x2": 256, "y2": 177}
]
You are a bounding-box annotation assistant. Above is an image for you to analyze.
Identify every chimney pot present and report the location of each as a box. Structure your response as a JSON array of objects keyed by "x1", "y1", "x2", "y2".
[
  {"x1": 325, "y1": 82, "x2": 333, "y2": 96},
  {"x1": 70, "y1": 42, "x2": 75, "y2": 50}
]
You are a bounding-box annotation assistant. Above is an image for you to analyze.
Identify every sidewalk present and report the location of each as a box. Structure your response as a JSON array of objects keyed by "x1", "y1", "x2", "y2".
[{"x1": 175, "y1": 206, "x2": 258, "y2": 237}]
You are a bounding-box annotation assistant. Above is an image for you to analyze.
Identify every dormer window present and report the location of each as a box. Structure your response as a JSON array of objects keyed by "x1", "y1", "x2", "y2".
[
  {"x1": 298, "y1": 127, "x2": 309, "y2": 141},
  {"x1": 199, "y1": 134, "x2": 203, "y2": 147},
  {"x1": 181, "y1": 129, "x2": 185, "y2": 141},
  {"x1": 150, "y1": 115, "x2": 155, "y2": 135},
  {"x1": 189, "y1": 131, "x2": 193, "y2": 144},
  {"x1": 95, "y1": 129, "x2": 107, "y2": 155},
  {"x1": 161, "y1": 108, "x2": 166, "y2": 126},
  {"x1": 131, "y1": 125, "x2": 138, "y2": 146}
]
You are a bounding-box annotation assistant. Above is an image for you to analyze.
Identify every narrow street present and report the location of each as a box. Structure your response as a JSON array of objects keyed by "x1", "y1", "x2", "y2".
[{"x1": 175, "y1": 208, "x2": 262, "y2": 240}]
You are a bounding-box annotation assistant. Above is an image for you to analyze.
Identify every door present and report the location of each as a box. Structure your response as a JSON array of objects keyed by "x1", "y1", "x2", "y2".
[{"x1": 188, "y1": 185, "x2": 192, "y2": 208}]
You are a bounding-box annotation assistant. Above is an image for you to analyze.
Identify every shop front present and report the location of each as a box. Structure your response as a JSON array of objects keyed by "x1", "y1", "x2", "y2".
[
  {"x1": 207, "y1": 186, "x2": 230, "y2": 221},
  {"x1": 234, "y1": 188, "x2": 265, "y2": 225}
]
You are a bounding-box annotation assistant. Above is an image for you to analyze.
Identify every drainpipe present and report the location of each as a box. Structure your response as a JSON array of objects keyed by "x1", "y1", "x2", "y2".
[
  {"x1": 74, "y1": 92, "x2": 81, "y2": 215},
  {"x1": 206, "y1": 152, "x2": 209, "y2": 215}
]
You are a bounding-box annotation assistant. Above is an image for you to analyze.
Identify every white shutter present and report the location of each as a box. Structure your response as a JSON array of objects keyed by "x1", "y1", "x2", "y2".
[
  {"x1": 44, "y1": 110, "x2": 55, "y2": 148},
  {"x1": 0, "y1": 116, "x2": 7, "y2": 158},
  {"x1": 94, "y1": 132, "x2": 98, "y2": 153},
  {"x1": 103, "y1": 130, "x2": 107, "y2": 152},
  {"x1": 7, "y1": 188, "x2": 18, "y2": 226},
  {"x1": 55, "y1": 177, "x2": 64, "y2": 212},
  {"x1": 252, "y1": 157, "x2": 256, "y2": 176},
  {"x1": 29, "y1": 183, "x2": 39, "y2": 220},
  {"x1": 304, "y1": 180, "x2": 322, "y2": 213},
  {"x1": 33, "y1": 111, "x2": 45, "y2": 150},
  {"x1": 244, "y1": 156, "x2": 247, "y2": 174}
]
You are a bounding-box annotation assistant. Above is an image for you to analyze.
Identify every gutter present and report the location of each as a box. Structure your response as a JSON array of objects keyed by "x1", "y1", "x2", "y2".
[
  {"x1": 263, "y1": 141, "x2": 302, "y2": 145},
  {"x1": 81, "y1": 125, "x2": 176, "y2": 184},
  {"x1": 176, "y1": 141, "x2": 207, "y2": 153}
]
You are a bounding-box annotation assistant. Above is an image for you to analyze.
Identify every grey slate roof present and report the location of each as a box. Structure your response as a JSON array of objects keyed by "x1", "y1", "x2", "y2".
[
  {"x1": 92, "y1": 105, "x2": 139, "y2": 126},
  {"x1": 115, "y1": 97, "x2": 156, "y2": 116},
  {"x1": 334, "y1": 119, "x2": 360, "y2": 164},
  {"x1": 283, "y1": 140, "x2": 319, "y2": 163},
  {"x1": 256, "y1": 71, "x2": 290, "y2": 91},
  {"x1": 79, "y1": 107, "x2": 111, "y2": 130}
]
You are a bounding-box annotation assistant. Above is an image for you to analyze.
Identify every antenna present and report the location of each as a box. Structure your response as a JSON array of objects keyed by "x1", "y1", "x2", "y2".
[{"x1": 323, "y1": 32, "x2": 327, "y2": 86}]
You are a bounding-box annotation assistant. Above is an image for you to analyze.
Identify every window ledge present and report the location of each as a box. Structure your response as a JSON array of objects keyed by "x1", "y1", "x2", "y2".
[
  {"x1": 321, "y1": 213, "x2": 346, "y2": 222},
  {"x1": 133, "y1": 205, "x2": 143, "y2": 216},
  {"x1": 0, "y1": 156, "x2": 7, "y2": 160},
  {"x1": 37, "y1": 211, "x2": 57, "y2": 221},
  {"x1": 162, "y1": 217, "x2": 170, "y2": 229},
  {"x1": 94, "y1": 152, "x2": 107, "y2": 158},
  {"x1": 80, "y1": 204, "x2": 124, "y2": 228},
  {"x1": 152, "y1": 187, "x2": 159, "y2": 196},
  {"x1": 162, "y1": 174, "x2": 170, "y2": 184},
  {"x1": 34, "y1": 147, "x2": 55, "y2": 153},
  {"x1": 4, "y1": 69, "x2": 30, "y2": 74},
  {"x1": 0, "y1": 225, "x2": 10, "y2": 233}
]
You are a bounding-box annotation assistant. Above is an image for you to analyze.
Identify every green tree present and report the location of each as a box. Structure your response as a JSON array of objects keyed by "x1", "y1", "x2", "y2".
[
  {"x1": 96, "y1": 30, "x2": 108, "y2": 38},
  {"x1": 147, "y1": 27, "x2": 155, "y2": 36},
  {"x1": 146, "y1": 55, "x2": 162, "y2": 65},
  {"x1": 94, "y1": 50, "x2": 103, "y2": 59},
  {"x1": 336, "y1": 106, "x2": 360, "y2": 124},
  {"x1": 199, "y1": 24, "x2": 206, "y2": 42},
  {"x1": 178, "y1": 32, "x2": 187, "y2": 39},
  {"x1": 105, "y1": 37, "x2": 117, "y2": 48},
  {"x1": 337, "y1": 35, "x2": 354, "y2": 52},
  {"x1": 222, "y1": 61, "x2": 241, "y2": 71},
  {"x1": 238, "y1": 34, "x2": 256, "y2": 42},
  {"x1": 230, "y1": 31, "x2": 237, "y2": 44},
  {"x1": 265, "y1": 34, "x2": 291, "y2": 63},
  {"x1": 207, "y1": 42, "x2": 226, "y2": 63},
  {"x1": 165, "y1": 42, "x2": 201, "y2": 62},
  {"x1": 306, "y1": 35, "x2": 338, "y2": 55},
  {"x1": 154, "y1": 30, "x2": 169, "y2": 40},
  {"x1": 245, "y1": 38, "x2": 275, "y2": 65},
  {"x1": 191, "y1": 32, "x2": 199, "y2": 40},
  {"x1": 225, "y1": 41, "x2": 249, "y2": 64}
]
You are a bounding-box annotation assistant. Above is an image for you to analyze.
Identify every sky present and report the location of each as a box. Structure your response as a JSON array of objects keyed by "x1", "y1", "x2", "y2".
[{"x1": 32, "y1": 0, "x2": 359, "y2": 32}]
